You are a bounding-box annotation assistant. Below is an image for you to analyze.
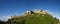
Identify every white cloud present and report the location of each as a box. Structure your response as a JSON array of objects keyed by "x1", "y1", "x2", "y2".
[
  {"x1": 45, "y1": 10, "x2": 60, "y2": 19},
  {"x1": 0, "y1": 15, "x2": 11, "y2": 21},
  {"x1": 0, "y1": 13, "x2": 18, "y2": 21}
]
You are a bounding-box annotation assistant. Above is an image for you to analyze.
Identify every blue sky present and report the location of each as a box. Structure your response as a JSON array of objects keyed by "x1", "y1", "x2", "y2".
[{"x1": 0, "y1": 0, "x2": 60, "y2": 21}]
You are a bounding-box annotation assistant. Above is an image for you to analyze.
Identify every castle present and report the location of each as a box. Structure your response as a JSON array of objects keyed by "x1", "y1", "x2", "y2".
[
  {"x1": 23, "y1": 9, "x2": 47, "y2": 16},
  {"x1": 34, "y1": 9, "x2": 47, "y2": 14}
]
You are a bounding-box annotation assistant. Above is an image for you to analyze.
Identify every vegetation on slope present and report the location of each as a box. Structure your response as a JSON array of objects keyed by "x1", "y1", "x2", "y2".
[{"x1": 6, "y1": 13, "x2": 59, "y2": 24}]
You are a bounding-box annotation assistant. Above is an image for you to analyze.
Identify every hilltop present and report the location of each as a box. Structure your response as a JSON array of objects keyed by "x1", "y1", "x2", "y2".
[{"x1": 6, "y1": 10, "x2": 59, "y2": 24}]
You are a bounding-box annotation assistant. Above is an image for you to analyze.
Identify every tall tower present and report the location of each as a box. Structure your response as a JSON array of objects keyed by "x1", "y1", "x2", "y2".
[
  {"x1": 26, "y1": 10, "x2": 31, "y2": 14},
  {"x1": 23, "y1": 10, "x2": 31, "y2": 16}
]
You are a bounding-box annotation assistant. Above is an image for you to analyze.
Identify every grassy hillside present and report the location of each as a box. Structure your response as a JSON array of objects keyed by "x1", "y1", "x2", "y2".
[
  {"x1": 25, "y1": 13, "x2": 58, "y2": 24},
  {"x1": 7, "y1": 13, "x2": 59, "y2": 24}
]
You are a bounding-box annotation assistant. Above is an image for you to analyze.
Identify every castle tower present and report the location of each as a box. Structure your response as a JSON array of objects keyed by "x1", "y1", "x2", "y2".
[
  {"x1": 23, "y1": 10, "x2": 33, "y2": 16},
  {"x1": 26, "y1": 10, "x2": 32, "y2": 14}
]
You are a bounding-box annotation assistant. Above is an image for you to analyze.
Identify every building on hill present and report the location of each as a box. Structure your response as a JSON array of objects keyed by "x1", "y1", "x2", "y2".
[
  {"x1": 59, "y1": 19, "x2": 60, "y2": 22},
  {"x1": 26, "y1": 10, "x2": 33, "y2": 14},
  {"x1": 34, "y1": 9, "x2": 47, "y2": 14},
  {"x1": 23, "y1": 10, "x2": 33, "y2": 16},
  {"x1": 23, "y1": 9, "x2": 47, "y2": 16},
  {"x1": 58, "y1": 20, "x2": 60, "y2": 24},
  {"x1": 26, "y1": 10, "x2": 32, "y2": 14}
]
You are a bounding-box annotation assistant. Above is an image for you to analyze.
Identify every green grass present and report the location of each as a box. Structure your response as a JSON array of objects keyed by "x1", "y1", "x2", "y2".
[{"x1": 7, "y1": 13, "x2": 59, "y2": 24}]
